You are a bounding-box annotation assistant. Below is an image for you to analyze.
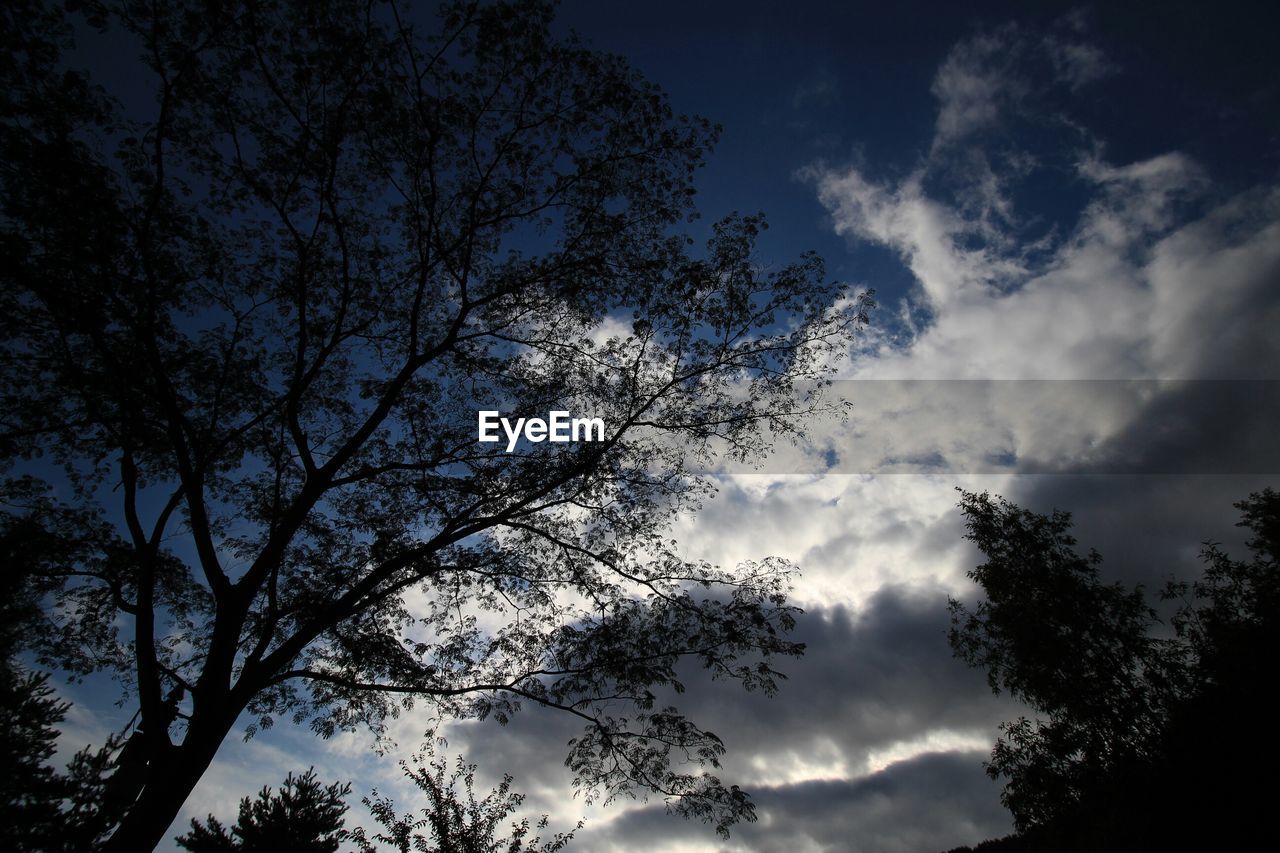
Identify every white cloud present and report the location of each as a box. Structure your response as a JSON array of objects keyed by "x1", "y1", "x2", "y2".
[
  {"x1": 929, "y1": 19, "x2": 1114, "y2": 152},
  {"x1": 810, "y1": 167, "x2": 1026, "y2": 311},
  {"x1": 862, "y1": 729, "x2": 995, "y2": 775},
  {"x1": 812, "y1": 152, "x2": 1280, "y2": 385},
  {"x1": 931, "y1": 28, "x2": 1019, "y2": 148},
  {"x1": 670, "y1": 473, "x2": 989, "y2": 610}
]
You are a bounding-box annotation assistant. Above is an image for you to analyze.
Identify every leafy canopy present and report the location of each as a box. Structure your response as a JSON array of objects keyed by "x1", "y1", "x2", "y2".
[
  {"x1": 0, "y1": 508, "x2": 119, "y2": 851},
  {"x1": 0, "y1": 0, "x2": 871, "y2": 846},
  {"x1": 950, "y1": 488, "x2": 1280, "y2": 847},
  {"x1": 360, "y1": 751, "x2": 581, "y2": 853},
  {"x1": 177, "y1": 768, "x2": 353, "y2": 853},
  {"x1": 179, "y1": 754, "x2": 579, "y2": 853}
]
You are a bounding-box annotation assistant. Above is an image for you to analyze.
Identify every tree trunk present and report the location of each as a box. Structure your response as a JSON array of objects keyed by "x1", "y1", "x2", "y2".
[{"x1": 100, "y1": 711, "x2": 237, "y2": 853}]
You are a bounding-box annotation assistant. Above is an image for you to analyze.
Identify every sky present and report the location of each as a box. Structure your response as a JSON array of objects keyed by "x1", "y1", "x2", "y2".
[{"x1": 47, "y1": 1, "x2": 1280, "y2": 850}]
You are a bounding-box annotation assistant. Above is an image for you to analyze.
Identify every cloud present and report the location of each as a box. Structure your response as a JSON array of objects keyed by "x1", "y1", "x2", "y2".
[
  {"x1": 793, "y1": 70, "x2": 841, "y2": 110},
  {"x1": 805, "y1": 25, "x2": 1280, "y2": 389},
  {"x1": 808, "y1": 152, "x2": 1270, "y2": 382},
  {"x1": 659, "y1": 587, "x2": 1015, "y2": 783},
  {"x1": 929, "y1": 18, "x2": 1113, "y2": 152},
  {"x1": 1044, "y1": 37, "x2": 1112, "y2": 91},
  {"x1": 615, "y1": 12, "x2": 1280, "y2": 851},
  {"x1": 666, "y1": 472, "x2": 993, "y2": 609},
  {"x1": 610, "y1": 55, "x2": 1280, "y2": 840},
  {"x1": 931, "y1": 27, "x2": 1021, "y2": 149},
  {"x1": 809, "y1": 169, "x2": 1027, "y2": 310},
  {"x1": 418, "y1": 587, "x2": 1015, "y2": 851},
  {"x1": 574, "y1": 751, "x2": 1010, "y2": 853}
]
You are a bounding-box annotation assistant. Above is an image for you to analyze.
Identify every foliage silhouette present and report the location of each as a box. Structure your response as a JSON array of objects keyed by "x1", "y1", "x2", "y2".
[
  {"x1": 0, "y1": 667, "x2": 122, "y2": 851},
  {"x1": 358, "y1": 751, "x2": 580, "y2": 852},
  {"x1": 0, "y1": 0, "x2": 872, "y2": 848},
  {"x1": 947, "y1": 488, "x2": 1280, "y2": 850},
  {"x1": 177, "y1": 755, "x2": 578, "y2": 853},
  {"x1": 0, "y1": 507, "x2": 121, "y2": 851},
  {"x1": 177, "y1": 768, "x2": 354, "y2": 853}
]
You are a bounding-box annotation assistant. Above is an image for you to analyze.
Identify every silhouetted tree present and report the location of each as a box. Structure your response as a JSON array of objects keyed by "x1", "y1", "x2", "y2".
[
  {"x1": 360, "y1": 751, "x2": 580, "y2": 852},
  {"x1": 1, "y1": 0, "x2": 871, "y2": 848},
  {"x1": 177, "y1": 768, "x2": 353, "y2": 852},
  {"x1": 948, "y1": 488, "x2": 1280, "y2": 850},
  {"x1": 947, "y1": 491, "x2": 1170, "y2": 829},
  {"x1": 178, "y1": 756, "x2": 577, "y2": 853},
  {"x1": 0, "y1": 502, "x2": 120, "y2": 851}
]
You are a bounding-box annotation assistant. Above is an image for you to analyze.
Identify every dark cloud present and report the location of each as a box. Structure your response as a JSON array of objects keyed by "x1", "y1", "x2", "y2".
[
  {"x1": 438, "y1": 586, "x2": 1015, "y2": 849},
  {"x1": 576, "y1": 750, "x2": 1010, "y2": 853},
  {"x1": 1072, "y1": 381, "x2": 1280, "y2": 475},
  {"x1": 730, "y1": 380, "x2": 1280, "y2": 476},
  {"x1": 1002, "y1": 473, "x2": 1275, "y2": 596},
  {"x1": 661, "y1": 585, "x2": 1013, "y2": 777}
]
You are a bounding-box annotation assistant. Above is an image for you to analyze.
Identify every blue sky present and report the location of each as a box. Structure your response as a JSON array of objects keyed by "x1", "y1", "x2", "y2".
[
  {"x1": 553, "y1": 0, "x2": 1280, "y2": 306},
  {"x1": 39, "y1": 1, "x2": 1280, "y2": 850}
]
